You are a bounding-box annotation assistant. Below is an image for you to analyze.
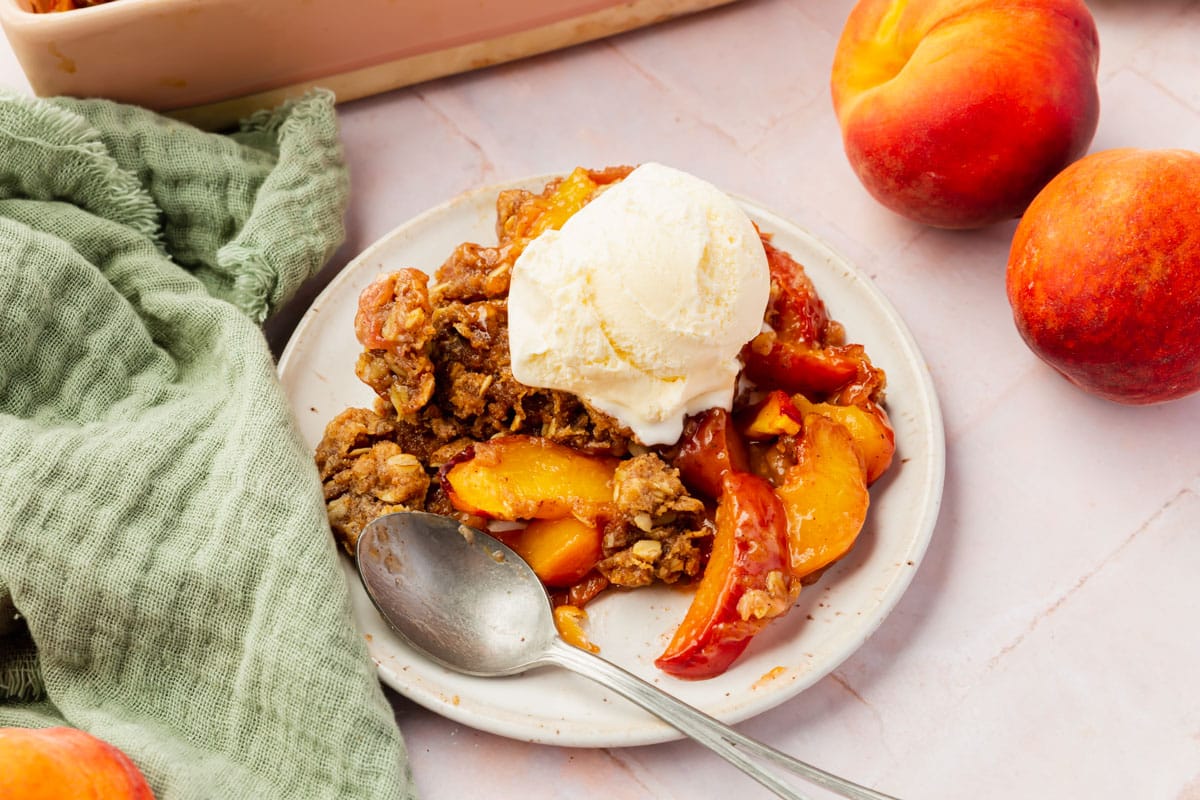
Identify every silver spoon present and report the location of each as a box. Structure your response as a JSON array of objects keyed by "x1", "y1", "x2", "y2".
[{"x1": 356, "y1": 511, "x2": 899, "y2": 800}]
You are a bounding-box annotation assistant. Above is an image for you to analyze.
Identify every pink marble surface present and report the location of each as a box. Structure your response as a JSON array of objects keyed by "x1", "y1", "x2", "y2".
[{"x1": 5, "y1": 2, "x2": 1200, "y2": 798}]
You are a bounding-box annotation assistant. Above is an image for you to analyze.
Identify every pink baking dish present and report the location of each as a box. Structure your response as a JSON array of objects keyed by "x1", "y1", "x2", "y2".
[{"x1": 0, "y1": 0, "x2": 736, "y2": 128}]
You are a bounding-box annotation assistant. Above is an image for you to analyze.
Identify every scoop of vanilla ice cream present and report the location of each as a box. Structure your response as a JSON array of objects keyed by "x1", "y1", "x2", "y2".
[{"x1": 507, "y1": 163, "x2": 770, "y2": 446}]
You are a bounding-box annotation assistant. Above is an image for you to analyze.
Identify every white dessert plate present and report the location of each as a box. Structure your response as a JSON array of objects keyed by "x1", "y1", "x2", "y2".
[{"x1": 277, "y1": 174, "x2": 945, "y2": 748}]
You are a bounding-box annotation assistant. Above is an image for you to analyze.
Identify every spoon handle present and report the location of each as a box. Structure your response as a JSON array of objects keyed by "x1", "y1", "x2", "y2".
[{"x1": 544, "y1": 639, "x2": 898, "y2": 800}]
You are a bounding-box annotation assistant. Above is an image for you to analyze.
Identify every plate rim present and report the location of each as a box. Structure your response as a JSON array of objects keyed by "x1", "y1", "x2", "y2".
[{"x1": 278, "y1": 174, "x2": 946, "y2": 747}]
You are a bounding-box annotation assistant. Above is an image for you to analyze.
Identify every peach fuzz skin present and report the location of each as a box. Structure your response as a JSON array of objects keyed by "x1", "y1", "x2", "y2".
[
  {"x1": 1007, "y1": 148, "x2": 1200, "y2": 405},
  {"x1": 831, "y1": 0, "x2": 1100, "y2": 229},
  {"x1": 0, "y1": 726, "x2": 155, "y2": 799}
]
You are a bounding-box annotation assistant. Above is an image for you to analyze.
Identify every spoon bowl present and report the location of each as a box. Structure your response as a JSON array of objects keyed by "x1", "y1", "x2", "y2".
[
  {"x1": 356, "y1": 511, "x2": 900, "y2": 800},
  {"x1": 356, "y1": 512, "x2": 556, "y2": 676}
]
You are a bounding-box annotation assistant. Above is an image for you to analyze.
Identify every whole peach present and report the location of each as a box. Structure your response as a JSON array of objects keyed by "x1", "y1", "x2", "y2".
[
  {"x1": 831, "y1": 0, "x2": 1100, "y2": 229},
  {"x1": 0, "y1": 726, "x2": 155, "y2": 799},
  {"x1": 1007, "y1": 148, "x2": 1200, "y2": 404}
]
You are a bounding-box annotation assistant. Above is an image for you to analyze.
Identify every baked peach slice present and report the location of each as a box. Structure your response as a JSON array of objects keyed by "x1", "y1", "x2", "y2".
[
  {"x1": 742, "y1": 334, "x2": 870, "y2": 398},
  {"x1": 742, "y1": 236, "x2": 886, "y2": 401},
  {"x1": 775, "y1": 414, "x2": 870, "y2": 581},
  {"x1": 501, "y1": 166, "x2": 633, "y2": 255},
  {"x1": 761, "y1": 234, "x2": 830, "y2": 345},
  {"x1": 789, "y1": 395, "x2": 895, "y2": 485},
  {"x1": 440, "y1": 435, "x2": 618, "y2": 522},
  {"x1": 553, "y1": 605, "x2": 600, "y2": 654},
  {"x1": 494, "y1": 517, "x2": 604, "y2": 588},
  {"x1": 655, "y1": 471, "x2": 797, "y2": 680},
  {"x1": 673, "y1": 408, "x2": 751, "y2": 501},
  {"x1": 550, "y1": 571, "x2": 610, "y2": 609},
  {"x1": 740, "y1": 390, "x2": 804, "y2": 441}
]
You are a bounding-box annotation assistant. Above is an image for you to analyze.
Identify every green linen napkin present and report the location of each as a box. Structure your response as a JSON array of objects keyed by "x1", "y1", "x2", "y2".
[{"x1": 0, "y1": 89, "x2": 414, "y2": 799}]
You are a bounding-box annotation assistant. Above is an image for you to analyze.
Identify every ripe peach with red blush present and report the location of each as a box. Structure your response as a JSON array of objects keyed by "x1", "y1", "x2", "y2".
[
  {"x1": 1007, "y1": 148, "x2": 1200, "y2": 404},
  {"x1": 831, "y1": 0, "x2": 1100, "y2": 228},
  {"x1": 0, "y1": 727, "x2": 154, "y2": 800}
]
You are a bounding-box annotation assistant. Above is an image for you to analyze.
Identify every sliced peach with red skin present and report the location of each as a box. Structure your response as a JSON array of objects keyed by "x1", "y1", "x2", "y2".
[
  {"x1": 674, "y1": 408, "x2": 751, "y2": 501},
  {"x1": 741, "y1": 334, "x2": 866, "y2": 398},
  {"x1": 440, "y1": 435, "x2": 618, "y2": 522},
  {"x1": 745, "y1": 233, "x2": 887, "y2": 402},
  {"x1": 740, "y1": 390, "x2": 804, "y2": 441},
  {"x1": 790, "y1": 396, "x2": 895, "y2": 485},
  {"x1": 775, "y1": 414, "x2": 870, "y2": 580},
  {"x1": 761, "y1": 235, "x2": 830, "y2": 345},
  {"x1": 495, "y1": 517, "x2": 603, "y2": 588},
  {"x1": 655, "y1": 472, "x2": 797, "y2": 680}
]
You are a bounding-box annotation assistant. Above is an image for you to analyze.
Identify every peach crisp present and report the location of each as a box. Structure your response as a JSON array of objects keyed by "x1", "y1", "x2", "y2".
[{"x1": 315, "y1": 166, "x2": 894, "y2": 679}]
